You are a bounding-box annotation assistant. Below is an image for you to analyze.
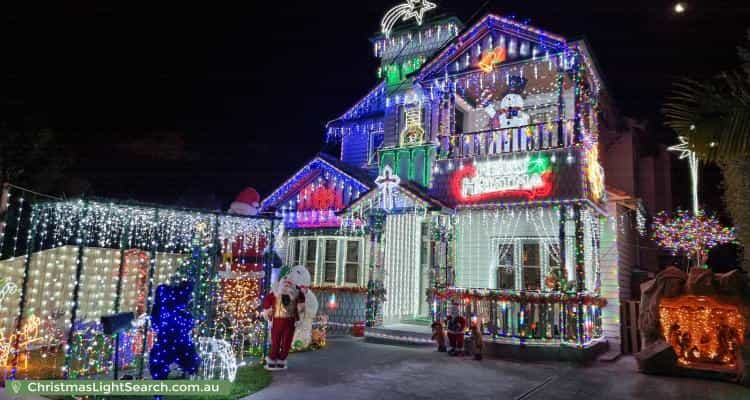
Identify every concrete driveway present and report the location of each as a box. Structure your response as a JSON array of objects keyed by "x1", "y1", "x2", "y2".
[{"x1": 247, "y1": 337, "x2": 750, "y2": 400}]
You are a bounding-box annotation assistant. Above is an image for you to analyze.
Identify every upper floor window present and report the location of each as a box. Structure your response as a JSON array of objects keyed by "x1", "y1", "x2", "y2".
[{"x1": 368, "y1": 129, "x2": 385, "y2": 165}]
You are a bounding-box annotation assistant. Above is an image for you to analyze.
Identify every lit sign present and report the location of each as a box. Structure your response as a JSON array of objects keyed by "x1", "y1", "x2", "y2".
[{"x1": 450, "y1": 154, "x2": 553, "y2": 203}]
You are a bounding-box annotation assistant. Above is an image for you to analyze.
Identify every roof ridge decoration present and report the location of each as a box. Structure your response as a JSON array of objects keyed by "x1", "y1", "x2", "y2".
[
  {"x1": 381, "y1": 0, "x2": 438, "y2": 39},
  {"x1": 260, "y1": 156, "x2": 372, "y2": 211}
]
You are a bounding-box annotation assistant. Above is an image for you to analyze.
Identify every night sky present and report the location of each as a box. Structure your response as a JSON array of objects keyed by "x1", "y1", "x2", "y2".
[{"x1": 2, "y1": 0, "x2": 749, "y2": 209}]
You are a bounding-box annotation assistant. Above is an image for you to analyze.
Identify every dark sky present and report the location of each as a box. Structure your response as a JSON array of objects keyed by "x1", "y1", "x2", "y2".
[{"x1": 2, "y1": 0, "x2": 749, "y2": 208}]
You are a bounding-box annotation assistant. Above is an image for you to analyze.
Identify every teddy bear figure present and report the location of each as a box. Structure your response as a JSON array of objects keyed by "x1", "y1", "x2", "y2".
[{"x1": 149, "y1": 281, "x2": 201, "y2": 379}]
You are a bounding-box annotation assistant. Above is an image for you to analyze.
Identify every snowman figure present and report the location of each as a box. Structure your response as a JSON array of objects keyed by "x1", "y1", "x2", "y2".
[
  {"x1": 479, "y1": 76, "x2": 530, "y2": 130},
  {"x1": 498, "y1": 92, "x2": 530, "y2": 129}
]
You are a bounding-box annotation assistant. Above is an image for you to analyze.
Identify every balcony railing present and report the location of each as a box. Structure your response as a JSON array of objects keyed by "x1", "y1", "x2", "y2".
[
  {"x1": 436, "y1": 120, "x2": 575, "y2": 160},
  {"x1": 428, "y1": 287, "x2": 605, "y2": 347}
]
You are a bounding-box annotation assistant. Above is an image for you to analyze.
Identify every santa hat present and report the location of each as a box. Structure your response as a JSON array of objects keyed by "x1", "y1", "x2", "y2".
[{"x1": 229, "y1": 187, "x2": 261, "y2": 216}]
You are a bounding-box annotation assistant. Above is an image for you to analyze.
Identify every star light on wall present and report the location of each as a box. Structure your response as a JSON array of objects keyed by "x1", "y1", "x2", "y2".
[
  {"x1": 668, "y1": 136, "x2": 699, "y2": 215},
  {"x1": 381, "y1": 0, "x2": 437, "y2": 38}
]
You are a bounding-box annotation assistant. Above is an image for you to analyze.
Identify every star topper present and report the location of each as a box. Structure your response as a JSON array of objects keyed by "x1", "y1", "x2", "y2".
[
  {"x1": 381, "y1": 0, "x2": 438, "y2": 38},
  {"x1": 375, "y1": 165, "x2": 401, "y2": 211},
  {"x1": 667, "y1": 136, "x2": 693, "y2": 160},
  {"x1": 668, "y1": 136, "x2": 700, "y2": 215}
]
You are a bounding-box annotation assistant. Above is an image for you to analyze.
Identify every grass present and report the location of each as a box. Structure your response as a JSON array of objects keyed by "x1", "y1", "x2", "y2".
[{"x1": 42, "y1": 364, "x2": 272, "y2": 400}]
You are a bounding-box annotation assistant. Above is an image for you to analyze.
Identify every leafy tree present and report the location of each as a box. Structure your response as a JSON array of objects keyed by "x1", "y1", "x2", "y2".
[{"x1": 663, "y1": 29, "x2": 750, "y2": 269}]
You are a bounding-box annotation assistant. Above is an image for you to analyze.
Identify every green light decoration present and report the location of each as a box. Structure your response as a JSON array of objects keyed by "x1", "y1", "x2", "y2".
[
  {"x1": 527, "y1": 153, "x2": 551, "y2": 175},
  {"x1": 380, "y1": 57, "x2": 425, "y2": 85}
]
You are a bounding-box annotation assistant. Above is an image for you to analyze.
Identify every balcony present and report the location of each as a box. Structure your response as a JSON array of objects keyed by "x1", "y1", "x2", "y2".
[{"x1": 436, "y1": 120, "x2": 575, "y2": 160}]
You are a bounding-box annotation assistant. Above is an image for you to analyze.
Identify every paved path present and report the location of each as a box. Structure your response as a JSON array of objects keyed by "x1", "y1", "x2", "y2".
[{"x1": 247, "y1": 337, "x2": 750, "y2": 400}]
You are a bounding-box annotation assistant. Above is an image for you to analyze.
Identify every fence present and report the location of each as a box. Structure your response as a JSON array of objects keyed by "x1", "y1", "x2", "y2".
[{"x1": 620, "y1": 300, "x2": 641, "y2": 354}]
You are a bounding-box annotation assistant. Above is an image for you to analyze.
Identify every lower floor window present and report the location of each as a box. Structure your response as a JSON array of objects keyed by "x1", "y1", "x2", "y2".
[{"x1": 288, "y1": 236, "x2": 362, "y2": 286}]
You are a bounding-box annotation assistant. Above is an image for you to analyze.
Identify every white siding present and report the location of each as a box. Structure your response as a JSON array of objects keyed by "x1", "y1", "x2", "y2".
[{"x1": 382, "y1": 214, "x2": 422, "y2": 321}]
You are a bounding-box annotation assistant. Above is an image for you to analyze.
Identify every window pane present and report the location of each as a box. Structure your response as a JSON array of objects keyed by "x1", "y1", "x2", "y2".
[
  {"x1": 548, "y1": 243, "x2": 560, "y2": 267},
  {"x1": 345, "y1": 264, "x2": 358, "y2": 283},
  {"x1": 325, "y1": 240, "x2": 337, "y2": 261},
  {"x1": 523, "y1": 268, "x2": 541, "y2": 291},
  {"x1": 523, "y1": 243, "x2": 539, "y2": 266},
  {"x1": 498, "y1": 244, "x2": 514, "y2": 266},
  {"x1": 346, "y1": 241, "x2": 359, "y2": 263},
  {"x1": 305, "y1": 239, "x2": 317, "y2": 280},
  {"x1": 497, "y1": 243, "x2": 514, "y2": 290},
  {"x1": 497, "y1": 267, "x2": 514, "y2": 289},
  {"x1": 290, "y1": 239, "x2": 300, "y2": 264},
  {"x1": 523, "y1": 243, "x2": 541, "y2": 291},
  {"x1": 324, "y1": 240, "x2": 337, "y2": 282}
]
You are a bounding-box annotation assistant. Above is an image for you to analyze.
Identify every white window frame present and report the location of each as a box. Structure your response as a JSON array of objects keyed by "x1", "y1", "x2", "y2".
[
  {"x1": 287, "y1": 236, "x2": 364, "y2": 287},
  {"x1": 492, "y1": 237, "x2": 559, "y2": 291}
]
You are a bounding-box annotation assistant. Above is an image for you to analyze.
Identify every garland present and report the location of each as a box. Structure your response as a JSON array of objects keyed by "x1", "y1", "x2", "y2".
[
  {"x1": 427, "y1": 288, "x2": 607, "y2": 308},
  {"x1": 310, "y1": 286, "x2": 369, "y2": 294}
]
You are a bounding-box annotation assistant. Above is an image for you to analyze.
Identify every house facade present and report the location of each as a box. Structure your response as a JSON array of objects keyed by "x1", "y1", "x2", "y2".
[{"x1": 264, "y1": 7, "x2": 615, "y2": 353}]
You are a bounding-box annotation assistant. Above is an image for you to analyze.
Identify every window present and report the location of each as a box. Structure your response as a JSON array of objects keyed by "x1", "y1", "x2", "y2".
[
  {"x1": 522, "y1": 243, "x2": 541, "y2": 291},
  {"x1": 324, "y1": 240, "x2": 337, "y2": 283},
  {"x1": 455, "y1": 108, "x2": 465, "y2": 134},
  {"x1": 344, "y1": 241, "x2": 360, "y2": 284},
  {"x1": 368, "y1": 129, "x2": 385, "y2": 165},
  {"x1": 289, "y1": 239, "x2": 302, "y2": 265},
  {"x1": 547, "y1": 243, "x2": 561, "y2": 289},
  {"x1": 305, "y1": 239, "x2": 317, "y2": 281},
  {"x1": 496, "y1": 243, "x2": 514, "y2": 290}
]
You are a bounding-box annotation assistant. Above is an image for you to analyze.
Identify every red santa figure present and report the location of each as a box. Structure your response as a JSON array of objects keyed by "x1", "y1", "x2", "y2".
[
  {"x1": 261, "y1": 265, "x2": 311, "y2": 371},
  {"x1": 446, "y1": 302, "x2": 467, "y2": 356}
]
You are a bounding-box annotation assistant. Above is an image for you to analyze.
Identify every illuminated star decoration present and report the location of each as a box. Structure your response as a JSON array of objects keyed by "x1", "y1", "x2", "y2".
[
  {"x1": 381, "y1": 0, "x2": 438, "y2": 38},
  {"x1": 667, "y1": 136, "x2": 699, "y2": 215},
  {"x1": 375, "y1": 165, "x2": 401, "y2": 211}
]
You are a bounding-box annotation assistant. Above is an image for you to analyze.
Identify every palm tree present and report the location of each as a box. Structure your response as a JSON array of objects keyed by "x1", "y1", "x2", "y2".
[{"x1": 663, "y1": 30, "x2": 750, "y2": 269}]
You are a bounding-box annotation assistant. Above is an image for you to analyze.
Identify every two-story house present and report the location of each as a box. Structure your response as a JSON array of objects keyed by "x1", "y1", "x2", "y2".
[{"x1": 262, "y1": 7, "x2": 615, "y2": 356}]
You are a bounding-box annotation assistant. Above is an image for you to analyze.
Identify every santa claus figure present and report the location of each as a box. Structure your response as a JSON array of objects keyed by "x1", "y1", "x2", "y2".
[
  {"x1": 261, "y1": 265, "x2": 311, "y2": 370},
  {"x1": 446, "y1": 302, "x2": 467, "y2": 356},
  {"x1": 229, "y1": 187, "x2": 261, "y2": 216}
]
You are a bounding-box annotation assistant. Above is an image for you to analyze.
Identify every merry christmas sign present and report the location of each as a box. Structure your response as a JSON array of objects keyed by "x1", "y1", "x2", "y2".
[{"x1": 450, "y1": 154, "x2": 553, "y2": 203}]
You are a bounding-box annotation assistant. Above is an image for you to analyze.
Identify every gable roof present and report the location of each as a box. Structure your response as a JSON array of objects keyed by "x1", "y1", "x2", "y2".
[
  {"x1": 260, "y1": 153, "x2": 374, "y2": 212},
  {"x1": 339, "y1": 179, "x2": 451, "y2": 216},
  {"x1": 415, "y1": 13, "x2": 569, "y2": 82},
  {"x1": 326, "y1": 81, "x2": 387, "y2": 129}
]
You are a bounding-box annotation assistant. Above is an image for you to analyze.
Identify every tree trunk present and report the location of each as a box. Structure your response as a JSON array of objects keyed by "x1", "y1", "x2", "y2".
[{"x1": 720, "y1": 157, "x2": 750, "y2": 271}]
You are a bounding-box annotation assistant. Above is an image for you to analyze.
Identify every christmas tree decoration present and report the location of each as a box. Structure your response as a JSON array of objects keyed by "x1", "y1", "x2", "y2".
[{"x1": 651, "y1": 209, "x2": 736, "y2": 267}]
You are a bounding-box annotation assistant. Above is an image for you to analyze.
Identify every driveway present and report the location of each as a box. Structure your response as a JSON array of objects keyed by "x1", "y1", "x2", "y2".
[{"x1": 246, "y1": 337, "x2": 750, "y2": 400}]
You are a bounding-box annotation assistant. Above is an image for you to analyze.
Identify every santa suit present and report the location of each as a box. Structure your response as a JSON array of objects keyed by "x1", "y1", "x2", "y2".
[
  {"x1": 262, "y1": 290, "x2": 305, "y2": 361},
  {"x1": 446, "y1": 315, "x2": 466, "y2": 351}
]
